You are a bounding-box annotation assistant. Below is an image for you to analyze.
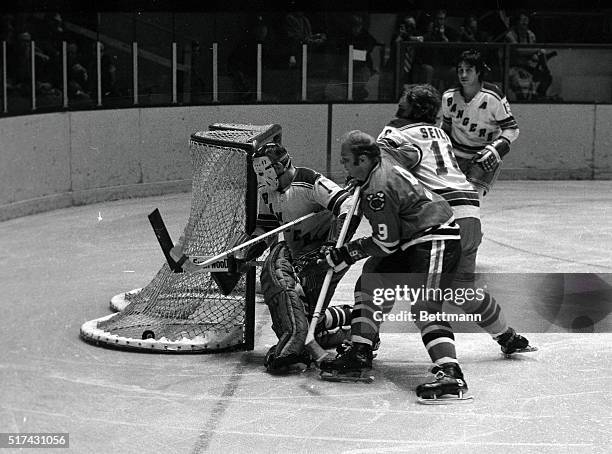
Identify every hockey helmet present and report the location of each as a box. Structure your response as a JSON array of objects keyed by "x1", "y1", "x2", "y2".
[{"x1": 252, "y1": 142, "x2": 291, "y2": 191}]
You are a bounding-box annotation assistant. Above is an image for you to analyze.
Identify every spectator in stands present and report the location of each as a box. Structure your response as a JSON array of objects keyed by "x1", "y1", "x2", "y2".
[
  {"x1": 35, "y1": 12, "x2": 68, "y2": 90},
  {"x1": 386, "y1": 14, "x2": 433, "y2": 88},
  {"x1": 423, "y1": 9, "x2": 460, "y2": 42},
  {"x1": 459, "y1": 14, "x2": 491, "y2": 42},
  {"x1": 422, "y1": 9, "x2": 458, "y2": 92},
  {"x1": 1, "y1": 14, "x2": 15, "y2": 45},
  {"x1": 505, "y1": 11, "x2": 554, "y2": 100},
  {"x1": 284, "y1": 11, "x2": 327, "y2": 68},
  {"x1": 68, "y1": 63, "x2": 91, "y2": 103},
  {"x1": 188, "y1": 40, "x2": 207, "y2": 103},
  {"x1": 336, "y1": 13, "x2": 379, "y2": 101},
  {"x1": 66, "y1": 41, "x2": 92, "y2": 104},
  {"x1": 101, "y1": 51, "x2": 121, "y2": 100},
  {"x1": 7, "y1": 31, "x2": 58, "y2": 98},
  {"x1": 504, "y1": 11, "x2": 536, "y2": 44},
  {"x1": 228, "y1": 14, "x2": 286, "y2": 102}
]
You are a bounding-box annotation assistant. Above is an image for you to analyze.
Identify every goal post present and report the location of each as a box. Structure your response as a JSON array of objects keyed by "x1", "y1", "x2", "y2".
[{"x1": 80, "y1": 123, "x2": 281, "y2": 352}]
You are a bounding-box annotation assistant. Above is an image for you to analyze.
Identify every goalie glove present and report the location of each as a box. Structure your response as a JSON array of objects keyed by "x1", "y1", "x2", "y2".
[
  {"x1": 474, "y1": 138, "x2": 510, "y2": 172},
  {"x1": 233, "y1": 234, "x2": 268, "y2": 262}
]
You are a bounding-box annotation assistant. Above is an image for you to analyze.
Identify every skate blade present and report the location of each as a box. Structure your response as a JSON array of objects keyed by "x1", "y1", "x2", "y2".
[
  {"x1": 319, "y1": 371, "x2": 374, "y2": 383},
  {"x1": 417, "y1": 394, "x2": 474, "y2": 405},
  {"x1": 504, "y1": 345, "x2": 538, "y2": 358}
]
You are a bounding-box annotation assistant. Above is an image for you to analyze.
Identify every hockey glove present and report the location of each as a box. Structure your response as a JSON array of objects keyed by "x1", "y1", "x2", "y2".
[
  {"x1": 233, "y1": 235, "x2": 268, "y2": 262},
  {"x1": 474, "y1": 145, "x2": 501, "y2": 172},
  {"x1": 321, "y1": 245, "x2": 355, "y2": 272},
  {"x1": 344, "y1": 175, "x2": 361, "y2": 191}
]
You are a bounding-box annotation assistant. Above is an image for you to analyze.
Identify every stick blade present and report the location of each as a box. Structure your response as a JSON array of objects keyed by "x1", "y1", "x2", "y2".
[
  {"x1": 148, "y1": 209, "x2": 183, "y2": 273},
  {"x1": 211, "y1": 256, "x2": 243, "y2": 295},
  {"x1": 304, "y1": 338, "x2": 332, "y2": 364}
]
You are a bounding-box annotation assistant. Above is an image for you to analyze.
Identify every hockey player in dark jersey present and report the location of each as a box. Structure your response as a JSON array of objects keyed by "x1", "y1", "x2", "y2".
[
  {"x1": 377, "y1": 83, "x2": 535, "y2": 356},
  {"x1": 319, "y1": 130, "x2": 471, "y2": 403},
  {"x1": 441, "y1": 49, "x2": 519, "y2": 199},
  {"x1": 244, "y1": 143, "x2": 358, "y2": 374}
]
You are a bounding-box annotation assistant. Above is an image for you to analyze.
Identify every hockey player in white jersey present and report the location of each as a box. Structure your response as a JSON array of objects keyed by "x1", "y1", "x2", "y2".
[
  {"x1": 244, "y1": 143, "x2": 358, "y2": 373},
  {"x1": 441, "y1": 49, "x2": 519, "y2": 199},
  {"x1": 377, "y1": 83, "x2": 535, "y2": 358}
]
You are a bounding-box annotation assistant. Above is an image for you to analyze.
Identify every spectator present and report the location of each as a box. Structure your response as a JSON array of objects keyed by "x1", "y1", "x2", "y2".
[
  {"x1": 228, "y1": 15, "x2": 285, "y2": 102},
  {"x1": 68, "y1": 63, "x2": 91, "y2": 103},
  {"x1": 423, "y1": 9, "x2": 460, "y2": 42},
  {"x1": 386, "y1": 14, "x2": 433, "y2": 89},
  {"x1": 0, "y1": 14, "x2": 15, "y2": 45},
  {"x1": 7, "y1": 31, "x2": 56, "y2": 96},
  {"x1": 66, "y1": 41, "x2": 92, "y2": 104},
  {"x1": 504, "y1": 11, "x2": 536, "y2": 44},
  {"x1": 36, "y1": 12, "x2": 68, "y2": 89},
  {"x1": 188, "y1": 40, "x2": 207, "y2": 102},
  {"x1": 101, "y1": 52, "x2": 120, "y2": 99},
  {"x1": 284, "y1": 11, "x2": 327, "y2": 68},
  {"x1": 335, "y1": 13, "x2": 379, "y2": 101},
  {"x1": 505, "y1": 12, "x2": 554, "y2": 100},
  {"x1": 459, "y1": 14, "x2": 491, "y2": 42},
  {"x1": 422, "y1": 9, "x2": 458, "y2": 92}
]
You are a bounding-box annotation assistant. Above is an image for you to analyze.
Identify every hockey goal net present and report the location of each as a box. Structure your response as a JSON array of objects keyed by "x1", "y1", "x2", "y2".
[{"x1": 80, "y1": 123, "x2": 281, "y2": 352}]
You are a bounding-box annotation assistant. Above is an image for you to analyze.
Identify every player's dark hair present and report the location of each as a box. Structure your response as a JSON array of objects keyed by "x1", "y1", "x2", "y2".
[
  {"x1": 341, "y1": 130, "x2": 380, "y2": 164},
  {"x1": 397, "y1": 84, "x2": 441, "y2": 124},
  {"x1": 456, "y1": 49, "x2": 491, "y2": 80}
]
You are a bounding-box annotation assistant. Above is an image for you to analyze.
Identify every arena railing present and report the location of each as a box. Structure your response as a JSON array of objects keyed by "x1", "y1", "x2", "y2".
[{"x1": 1, "y1": 40, "x2": 611, "y2": 116}]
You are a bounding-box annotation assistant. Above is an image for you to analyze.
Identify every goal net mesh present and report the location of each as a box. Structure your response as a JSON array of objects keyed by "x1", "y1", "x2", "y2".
[{"x1": 80, "y1": 123, "x2": 281, "y2": 352}]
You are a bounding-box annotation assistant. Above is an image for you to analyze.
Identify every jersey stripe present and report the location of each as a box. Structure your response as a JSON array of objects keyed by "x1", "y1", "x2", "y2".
[
  {"x1": 481, "y1": 87, "x2": 503, "y2": 101},
  {"x1": 373, "y1": 236, "x2": 400, "y2": 254},
  {"x1": 327, "y1": 190, "x2": 349, "y2": 215},
  {"x1": 498, "y1": 117, "x2": 518, "y2": 128},
  {"x1": 291, "y1": 182, "x2": 314, "y2": 189},
  {"x1": 399, "y1": 219, "x2": 460, "y2": 250}
]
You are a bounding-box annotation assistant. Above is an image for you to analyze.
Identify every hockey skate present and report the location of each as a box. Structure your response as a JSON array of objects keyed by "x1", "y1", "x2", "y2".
[
  {"x1": 416, "y1": 363, "x2": 473, "y2": 405},
  {"x1": 496, "y1": 327, "x2": 538, "y2": 357},
  {"x1": 319, "y1": 341, "x2": 374, "y2": 383}
]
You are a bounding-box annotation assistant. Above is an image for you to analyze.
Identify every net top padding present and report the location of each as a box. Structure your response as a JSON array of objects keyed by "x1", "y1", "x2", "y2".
[
  {"x1": 190, "y1": 123, "x2": 281, "y2": 153},
  {"x1": 209, "y1": 123, "x2": 276, "y2": 132}
]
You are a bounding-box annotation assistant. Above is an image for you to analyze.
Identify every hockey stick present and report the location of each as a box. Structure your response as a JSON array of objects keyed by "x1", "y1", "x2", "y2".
[
  {"x1": 148, "y1": 208, "x2": 183, "y2": 273},
  {"x1": 169, "y1": 211, "x2": 320, "y2": 273},
  {"x1": 304, "y1": 186, "x2": 362, "y2": 364}
]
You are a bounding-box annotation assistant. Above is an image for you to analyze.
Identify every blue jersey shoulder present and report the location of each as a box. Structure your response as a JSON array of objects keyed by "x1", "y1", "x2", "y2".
[
  {"x1": 482, "y1": 82, "x2": 505, "y2": 100},
  {"x1": 293, "y1": 167, "x2": 320, "y2": 186}
]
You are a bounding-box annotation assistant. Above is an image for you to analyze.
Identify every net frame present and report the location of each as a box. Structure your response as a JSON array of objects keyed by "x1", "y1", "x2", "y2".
[{"x1": 80, "y1": 123, "x2": 281, "y2": 352}]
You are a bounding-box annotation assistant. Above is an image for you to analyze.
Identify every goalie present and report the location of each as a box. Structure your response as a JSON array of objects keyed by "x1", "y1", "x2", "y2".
[{"x1": 240, "y1": 143, "x2": 360, "y2": 373}]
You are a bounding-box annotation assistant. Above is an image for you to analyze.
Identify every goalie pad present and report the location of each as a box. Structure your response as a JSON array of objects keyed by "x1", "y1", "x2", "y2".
[{"x1": 261, "y1": 242, "x2": 309, "y2": 370}]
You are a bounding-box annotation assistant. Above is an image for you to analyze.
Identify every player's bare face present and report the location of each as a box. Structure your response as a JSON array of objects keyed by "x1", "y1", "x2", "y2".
[
  {"x1": 457, "y1": 63, "x2": 479, "y2": 88},
  {"x1": 340, "y1": 146, "x2": 369, "y2": 181}
]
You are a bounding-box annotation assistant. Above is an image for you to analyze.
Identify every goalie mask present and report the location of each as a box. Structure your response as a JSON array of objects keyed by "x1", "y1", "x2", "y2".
[{"x1": 253, "y1": 143, "x2": 291, "y2": 191}]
